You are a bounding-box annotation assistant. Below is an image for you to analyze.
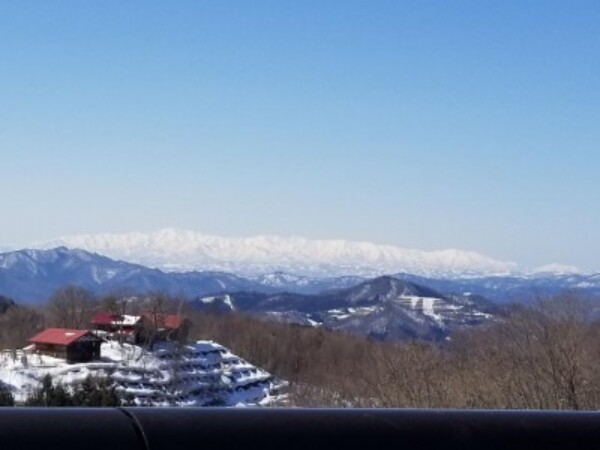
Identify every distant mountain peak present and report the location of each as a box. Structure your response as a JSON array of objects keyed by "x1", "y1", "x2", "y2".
[
  {"x1": 347, "y1": 275, "x2": 444, "y2": 300},
  {"x1": 0, "y1": 247, "x2": 261, "y2": 302},
  {"x1": 36, "y1": 228, "x2": 518, "y2": 278}
]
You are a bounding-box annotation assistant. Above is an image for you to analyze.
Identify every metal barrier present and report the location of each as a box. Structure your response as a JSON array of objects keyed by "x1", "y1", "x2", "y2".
[{"x1": 0, "y1": 408, "x2": 599, "y2": 450}]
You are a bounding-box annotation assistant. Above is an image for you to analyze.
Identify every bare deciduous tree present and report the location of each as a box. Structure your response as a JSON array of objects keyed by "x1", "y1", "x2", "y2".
[
  {"x1": 0, "y1": 305, "x2": 45, "y2": 350},
  {"x1": 48, "y1": 286, "x2": 96, "y2": 329}
]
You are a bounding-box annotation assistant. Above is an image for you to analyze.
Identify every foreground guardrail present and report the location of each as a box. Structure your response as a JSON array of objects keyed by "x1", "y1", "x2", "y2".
[{"x1": 1, "y1": 408, "x2": 599, "y2": 449}]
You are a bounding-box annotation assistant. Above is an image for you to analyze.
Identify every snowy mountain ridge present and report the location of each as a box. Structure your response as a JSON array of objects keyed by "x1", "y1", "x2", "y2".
[
  {"x1": 0, "y1": 246, "x2": 267, "y2": 302},
  {"x1": 38, "y1": 228, "x2": 518, "y2": 277}
]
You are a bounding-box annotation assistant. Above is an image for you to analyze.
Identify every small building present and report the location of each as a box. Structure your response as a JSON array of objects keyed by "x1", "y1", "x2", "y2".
[
  {"x1": 141, "y1": 314, "x2": 191, "y2": 343},
  {"x1": 91, "y1": 313, "x2": 143, "y2": 343},
  {"x1": 29, "y1": 328, "x2": 103, "y2": 364},
  {"x1": 161, "y1": 314, "x2": 185, "y2": 332}
]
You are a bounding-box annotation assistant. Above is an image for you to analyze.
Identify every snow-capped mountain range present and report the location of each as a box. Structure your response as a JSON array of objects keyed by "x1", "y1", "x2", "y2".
[
  {"x1": 1, "y1": 246, "x2": 598, "y2": 305},
  {"x1": 38, "y1": 228, "x2": 521, "y2": 277}
]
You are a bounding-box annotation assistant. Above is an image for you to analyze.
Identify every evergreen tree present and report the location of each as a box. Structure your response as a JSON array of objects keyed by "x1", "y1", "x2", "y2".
[
  {"x1": 97, "y1": 378, "x2": 120, "y2": 406},
  {"x1": 122, "y1": 392, "x2": 137, "y2": 407},
  {"x1": 26, "y1": 374, "x2": 120, "y2": 407},
  {"x1": 73, "y1": 376, "x2": 120, "y2": 407},
  {"x1": 25, "y1": 374, "x2": 74, "y2": 406},
  {"x1": 51, "y1": 384, "x2": 74, "y2": 407},
  {"x1": 73, "y1": 376, "x2": 96, "y2": 406},
  {"x1": 0, "y1": 384, "x2": 15, "y2": 406},
  {"x1": 25, "y1": 374, "x2": 53, "y2": 406}
]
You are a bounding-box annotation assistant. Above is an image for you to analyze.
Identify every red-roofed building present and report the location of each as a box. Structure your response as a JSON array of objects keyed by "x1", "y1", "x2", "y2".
[
  {"x1": 91, "y1": 312, "x2": 119, "y2": 326},
  {"x1": 140, "y1": 314, "x2": 190, "y2": 343},
  {"x1": 146, "y1": 314, "x2": 187, "y2": 331},
  {"x1": 162, "y1": 315, "x2": 184, "y2": 331},
  {"x1": 91, "y1": 312, "x2": 143, "y2": 343},
  {"x1": 29, "y1": 328, "x2": 103, "y2": 363}
]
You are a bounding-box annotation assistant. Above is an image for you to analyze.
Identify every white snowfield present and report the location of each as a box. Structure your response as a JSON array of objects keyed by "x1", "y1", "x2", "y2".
[
  {"x1": 110, "y1": 315, "x2": 140, "y2": 326},
  {"x1": 0, "y1": 341, "x2": 287, "y2": 406},
  {"x1": 327, "y1": 295, "x2": 491, "y2": 327},
  {"x1": 39, "y1": 228, "x2": 517, "y2": 277},
  {"x1": 200, "y1": 295, "x2": 235, "y2": 310}
]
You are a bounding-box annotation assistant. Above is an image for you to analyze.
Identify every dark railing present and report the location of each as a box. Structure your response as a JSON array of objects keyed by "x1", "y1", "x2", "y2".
[{"x1": 1, "y1": 408, "x2": 600, "y2": 450}]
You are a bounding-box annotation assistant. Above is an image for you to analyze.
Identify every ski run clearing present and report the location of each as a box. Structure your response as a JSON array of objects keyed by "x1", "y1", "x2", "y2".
[{"x1": 0, "y1": 340, "x2": 287, "y2": 406}]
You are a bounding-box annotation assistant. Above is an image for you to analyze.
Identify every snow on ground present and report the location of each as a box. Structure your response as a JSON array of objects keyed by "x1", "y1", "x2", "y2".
[
  {"x1": 420, "y1": 297, "x2": 443, "y2": 323},
  {"x1": 396, "y1": 296, "x2": 448, "y2": 324},
  {"x1": 0, "y1": 341, "x2": 287, "y2": 406},
  {"x1": 199, "y1": 295, "x2": 235, "y2": 311}
]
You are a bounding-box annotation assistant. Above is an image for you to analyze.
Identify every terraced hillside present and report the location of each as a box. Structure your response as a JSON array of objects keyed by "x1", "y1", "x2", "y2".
[{"x1": 0, "y1": 340, "x2": 287, "y2": 406}]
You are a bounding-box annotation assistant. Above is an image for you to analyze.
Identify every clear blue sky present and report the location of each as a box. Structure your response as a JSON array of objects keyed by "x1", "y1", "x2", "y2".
[{"x1": 0, "y1": 1, "x2": 598, "y2": 270}]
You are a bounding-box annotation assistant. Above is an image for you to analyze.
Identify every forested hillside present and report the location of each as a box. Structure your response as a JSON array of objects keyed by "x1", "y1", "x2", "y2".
[{"x1": 190, "y1": 294, "x2": 600, "y2": 409}]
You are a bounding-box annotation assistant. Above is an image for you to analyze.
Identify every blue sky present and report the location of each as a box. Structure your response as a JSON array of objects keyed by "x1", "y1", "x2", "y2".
[{"x1": 0, "y1": 1, "x2": 598, "y2": 270}]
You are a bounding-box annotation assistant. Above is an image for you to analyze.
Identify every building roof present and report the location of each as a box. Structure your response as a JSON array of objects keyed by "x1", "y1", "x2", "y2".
[
  {"x1": 29, "y1": 328, "x2": 100, "y2": 346},
  {"x1": 92, "y1": 312, "x2": 141, "y2": 327},
  {"x1": 163, "y1": 315, "x2": 184, "y2": 330},
  {"x1": 143, "y1": 314, "x2": 185, "y2": 330},
  {"x1": 115, "y1": 315, "x2": 142, "y2": 326},
  {"x1": 92, "y1": 312, "x2": 120, "y2": 325}
]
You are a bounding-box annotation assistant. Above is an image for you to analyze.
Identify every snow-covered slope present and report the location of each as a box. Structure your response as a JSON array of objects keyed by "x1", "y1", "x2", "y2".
[
  {"x1": 39, "y1": 229, "x2": 517, "y2": 277},
  {"x1": 0, "y1": 341, "x2": 286, "y2": 406},
  {"x1": 193, "y1": 277, "x2": 497, "y2": 341}
]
